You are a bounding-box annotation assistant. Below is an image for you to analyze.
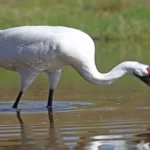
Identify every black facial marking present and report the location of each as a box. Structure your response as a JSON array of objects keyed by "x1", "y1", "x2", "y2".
[{"x1": 134, "y1": 73, "x2": 150, "y2": 86}]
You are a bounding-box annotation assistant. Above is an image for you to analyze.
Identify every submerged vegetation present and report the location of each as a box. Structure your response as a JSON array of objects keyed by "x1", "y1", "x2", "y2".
[{"x1": 0, "y1": 0, "x2": 149, "y2": 41}]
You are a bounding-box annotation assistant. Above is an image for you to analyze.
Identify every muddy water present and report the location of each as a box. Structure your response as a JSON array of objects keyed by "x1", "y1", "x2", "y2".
[
  {"x1": 0, "y1": 42, "x2": 150, "y2": 150},
  {"x1": 0, "y1": 93, "x2": 150, "y2": 150}
]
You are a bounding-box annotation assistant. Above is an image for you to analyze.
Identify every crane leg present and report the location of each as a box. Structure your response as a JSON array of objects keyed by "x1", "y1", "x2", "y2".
[
  {"x1": 12, "y1": 67, "x2": 40, "y2": 108},
  {"x1": 47, "y1": 89, "x2": 54, "y2": 108},
  {"x1": 12, "y1": 91, "x2": 23, "y2": 108},
  {"x1": 46, "y1": 70, "x2": 61, "y2": 108}
]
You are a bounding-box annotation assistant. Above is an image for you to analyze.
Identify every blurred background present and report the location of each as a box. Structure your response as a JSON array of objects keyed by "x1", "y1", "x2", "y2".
[{"x1": 0, "y1": 0, "x2": 150, "y2": 40}]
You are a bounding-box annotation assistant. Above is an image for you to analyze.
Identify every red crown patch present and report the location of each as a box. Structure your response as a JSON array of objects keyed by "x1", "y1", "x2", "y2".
[{"x1": 147, "y1": 67, "x2": 150, "y2": 74}]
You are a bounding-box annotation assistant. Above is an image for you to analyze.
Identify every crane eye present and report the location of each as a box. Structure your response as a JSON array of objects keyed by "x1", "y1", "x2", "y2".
[{"x1": 134, "y1": 73, "x2": 150, "y2": 86}]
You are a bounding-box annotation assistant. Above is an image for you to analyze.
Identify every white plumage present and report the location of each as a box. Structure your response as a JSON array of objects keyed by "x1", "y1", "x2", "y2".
[{"x1": 0, "y1": 26, "x2": 149, "y2": 108}]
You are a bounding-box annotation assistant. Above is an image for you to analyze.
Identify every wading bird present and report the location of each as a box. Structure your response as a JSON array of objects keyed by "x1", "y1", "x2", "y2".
[{"x1": 0, "y1": 26, "x2": 150, "y2": 109}]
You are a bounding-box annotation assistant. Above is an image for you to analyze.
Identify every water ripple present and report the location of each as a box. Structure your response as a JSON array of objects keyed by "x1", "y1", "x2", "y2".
[
  {"x1": 0, "y1": 100, "x2": 94, "y2": 114},
  {"x1": 0, "y1": 100, "x2": 150, "y2": 150}
]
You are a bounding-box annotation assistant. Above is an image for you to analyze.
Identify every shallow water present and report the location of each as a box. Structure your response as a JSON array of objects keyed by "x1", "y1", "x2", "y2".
[
  {"x1": 0, "y1": 97, "x2": 150, "y2": 150},
  {"x1": 0, "y1": 42, "x2": 150, "y2": 150}
]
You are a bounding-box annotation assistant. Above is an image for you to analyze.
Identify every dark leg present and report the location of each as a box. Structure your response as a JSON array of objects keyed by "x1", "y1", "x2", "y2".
[
  {"x1": 16, "y1": 111, "x2": 23, "y2": 125},
  {"x1": 12, "y1": 91, "x2": 23, "y2": 108},
  {"x1": 47, "y1": 89, "x2": 54, "y2": 108}
]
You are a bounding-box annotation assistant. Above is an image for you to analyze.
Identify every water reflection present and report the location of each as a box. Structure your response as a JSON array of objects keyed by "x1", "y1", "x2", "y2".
[
  {"x1": 16, "y1": 110, "x2": 40, "y2": 150},
  {"x1": 16, "y1": 109, "x2": 67, "y2": 150},
  {"x1": 15, "y1": 110, "x2": 150, "y2": 150},
  {"x1": 0, "y1": 107, "x2": 150, "y2": 150}
]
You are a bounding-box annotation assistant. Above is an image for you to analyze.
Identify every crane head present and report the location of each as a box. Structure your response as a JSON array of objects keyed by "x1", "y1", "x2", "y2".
[{"x1": 133, "y1": 67, "x2": 150, "y2": 86}]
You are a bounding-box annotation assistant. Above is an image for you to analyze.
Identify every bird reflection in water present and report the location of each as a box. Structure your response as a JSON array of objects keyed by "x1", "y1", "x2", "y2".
[
  {"x1": 16, "y1": 110, "x2": 39, "y2": 150},
  {"x1": 16, "y1": 109, "x2": 65, "y2": 150},
  {"x1": 15, "y1": 110, "x2": 150, "y2": 150}
]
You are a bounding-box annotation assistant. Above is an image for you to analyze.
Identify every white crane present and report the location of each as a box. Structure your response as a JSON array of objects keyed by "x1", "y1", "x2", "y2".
[{"x1": 0, "y1": 26, "x2": 150, "y2": 109}]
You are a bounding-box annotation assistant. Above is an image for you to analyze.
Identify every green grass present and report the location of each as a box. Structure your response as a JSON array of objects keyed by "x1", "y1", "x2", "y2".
[{"x1": 0, "y1": 0, "x2": 150, "y2": 41}]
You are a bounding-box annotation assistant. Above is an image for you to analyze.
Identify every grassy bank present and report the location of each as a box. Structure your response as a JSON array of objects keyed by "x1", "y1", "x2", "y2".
[{"x1": 0, "y1": 0, "x2": 150, "y2": 41}]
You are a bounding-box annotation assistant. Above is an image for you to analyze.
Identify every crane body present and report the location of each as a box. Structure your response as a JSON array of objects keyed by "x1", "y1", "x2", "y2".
[{"x1": 0, "y1": 26, "x2": 149, "y2": 108}]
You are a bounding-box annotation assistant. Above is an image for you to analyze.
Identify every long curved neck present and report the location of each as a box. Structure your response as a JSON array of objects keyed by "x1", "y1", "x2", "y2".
[{"x1": 74, "y1": 61, "x2": 134, "y2": 85}]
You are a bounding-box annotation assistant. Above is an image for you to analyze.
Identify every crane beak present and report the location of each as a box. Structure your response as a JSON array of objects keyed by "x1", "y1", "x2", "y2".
[{"x1": 134, "y1": 73, "x2": 150, "y2": 86}]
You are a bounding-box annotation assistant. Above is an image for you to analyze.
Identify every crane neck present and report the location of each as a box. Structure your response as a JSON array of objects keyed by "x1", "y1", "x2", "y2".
[{"x1": 74, "y1": 61, "x2": 135, "y2": 85}]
